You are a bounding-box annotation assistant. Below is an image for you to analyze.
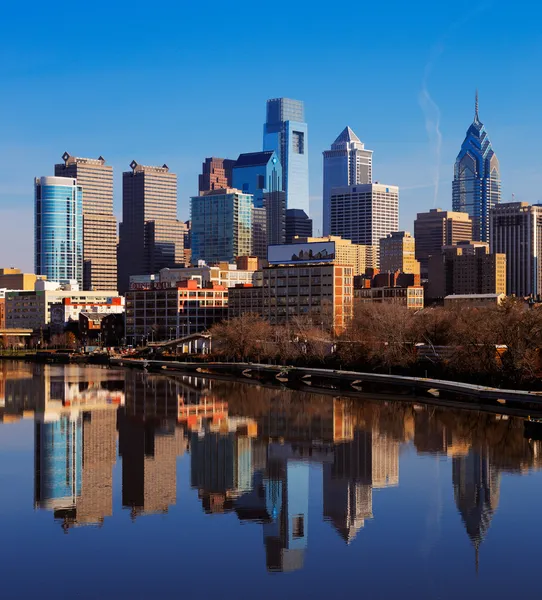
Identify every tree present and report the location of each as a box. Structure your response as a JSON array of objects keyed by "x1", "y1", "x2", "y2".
[{"x1": 210, "y1": 314, "x2": 273, "y2": 362}]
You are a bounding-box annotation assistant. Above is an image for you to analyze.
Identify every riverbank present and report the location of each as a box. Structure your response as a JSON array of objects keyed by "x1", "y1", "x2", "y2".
[{"x1": 112, "y1": 357, "x2": 542, "y2": 413}]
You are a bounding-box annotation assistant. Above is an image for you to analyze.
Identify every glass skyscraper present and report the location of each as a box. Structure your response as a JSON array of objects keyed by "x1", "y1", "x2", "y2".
[
  {"x1": 35, "y1": 176, "x2": 83, "y2": 287},
  {"x1": 452, "y1": 93, "x2": 500, "y2": 242},
  {"x1": 191, "y1": 189, "x2": 253, "y2": 264},
  {"x1": 322, "y1": 127, "x2": 373, "y2": 236},
  {"x1": 263, "y1": 98, "x2": 309, "y2": 215}
]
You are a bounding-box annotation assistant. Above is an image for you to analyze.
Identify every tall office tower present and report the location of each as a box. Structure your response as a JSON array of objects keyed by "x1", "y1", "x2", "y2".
[
  {"x1": 263, "y1": 98, "x2": 309, "y2": 214},
  {"x1": 427, "y1": 241, "x2": 506, "y2": 300},
  {"x1": 35, "y1": 176, "x2": 83, "y2": 288},
  {"x1": 252, "y1": 207, "x2": 268, "y2": 260},
  {"x1": 191, "y1": 188, "x2": 253, "y2": 264},
  {"x1": 453, "y1": 93, "x2": 501, "y2": 242},
  {"x1": 330, "y1": 184, "x2": 399, "y2": 264},
  {"x1": 55, "y1": 153, "x2": 117, "y2": 291},
  {"x1": 414, "y1": 208, "x2": 473, "y2": 277},
  {"x1": 199, "y1": 157, "x2": 235, "y2": 193},
  {"x1": 118, "y1": 161, "x2": 182, "y2": 292},
  {"x1": 322, "y1": 127, "x2": 373, "y2": 236},
  {"x1": 285, "y1": 209, "x2": 312, "y2": 243},
  {"x1": 379, "y1": 231, "x2": 420, "y2": 275},
  {"x1": 490, "y1": 202, "x2": 542, "y2": 297},
  {"x1": 232, "y1": 151, "x2": 286, "y2": 245}
]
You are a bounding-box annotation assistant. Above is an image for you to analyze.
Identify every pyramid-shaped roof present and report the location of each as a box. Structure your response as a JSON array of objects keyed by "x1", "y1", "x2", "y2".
[{"x1": 333, "y1": 126, "x2": 361, "y2": 145}]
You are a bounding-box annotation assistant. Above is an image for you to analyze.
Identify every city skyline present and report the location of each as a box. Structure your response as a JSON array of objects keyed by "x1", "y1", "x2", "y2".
[{"x1": 2, "y1": 1, "x2": 541, "y2": 270}]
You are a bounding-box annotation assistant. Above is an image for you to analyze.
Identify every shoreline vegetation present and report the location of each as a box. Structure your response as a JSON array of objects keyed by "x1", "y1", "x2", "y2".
[{"x1": 208, "y1": 301, "x2": 542, "y2": 391}]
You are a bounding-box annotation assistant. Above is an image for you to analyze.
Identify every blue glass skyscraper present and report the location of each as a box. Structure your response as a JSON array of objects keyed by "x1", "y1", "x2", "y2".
[
  {"x1": 452, "y1": 93, "x2": 500, "y2": 242},
  {"x1": 232, "y1": 151, "x2": 285, "y2": 245},
  {"x1": 35, "y1": 176, "x2": 83, "y2": 287},
  {"x1": 263, "y1": 98, "x2": 309, "y2": 215}
]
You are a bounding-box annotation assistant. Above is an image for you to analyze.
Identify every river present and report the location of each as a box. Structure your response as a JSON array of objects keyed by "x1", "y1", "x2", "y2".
[{"x1": 0, "y1": 361, "x2": 541, "y2": 599}]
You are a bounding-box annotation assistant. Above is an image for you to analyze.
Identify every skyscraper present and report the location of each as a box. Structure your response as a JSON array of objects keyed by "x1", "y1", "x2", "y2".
[
  {"x1": 379, "y1": 231, "x2": 420, "y2": 275},
  {"x1": 285, "y1": 209, "x2": 312, "y2": 243},
  {"x1": 191, "y1": 188, "x2": 253, "y2": 264},
  {"x1": 322, "y1": 127, "x2": 373, "y2": 236},
  {"x1": 118, "y1": 161, "x2": 183, "y2": 292},
  {"x1": 55, "y1": 153, "x2": 117, "y2": 291},
  {"x1": 453, "y1": 93, "x2": 501, "y2": 242},
  {"x1": 330, "y1": 184, "x2": 399, "y2": 261},
  {"x1": 199, "y1": 157, "x2": 235, "y2": 193},
  {"x1": 263, "y1": 98, "x2": 309, "y2": 214},
  {"x1": 490, "y1": 202, "x2": 542, "y2": 297},
  {"x1": 232, "y1": 151, "x2": 285, "y2": 245},
  {"x1": 414, "y1": 208, "x2": 473, "y2": 277},
  {"x1": 35, "y1": 176, "x2": 83, "y2": 288}
]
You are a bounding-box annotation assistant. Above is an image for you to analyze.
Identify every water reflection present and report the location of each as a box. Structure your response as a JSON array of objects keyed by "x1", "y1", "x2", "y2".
[{"x1": 1, "y1": 362, "x2": 542, "y2": 578}]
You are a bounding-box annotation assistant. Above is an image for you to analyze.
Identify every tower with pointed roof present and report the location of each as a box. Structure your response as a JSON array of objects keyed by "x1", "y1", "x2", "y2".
[
  {"x1": 453, "y1": 92, "x2": 501, "y2": 242},
  {"x1": 322, "y1": 127, "x2": 373, "y2": 235}
]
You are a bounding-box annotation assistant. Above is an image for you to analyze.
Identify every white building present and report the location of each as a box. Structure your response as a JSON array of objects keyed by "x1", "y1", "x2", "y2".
[
  {"x1": 330, "y1": 184, "x2": 399, "y2": 264},
  {"x1": 322, "y1": 127, "x2": 373, "y2": 236}
]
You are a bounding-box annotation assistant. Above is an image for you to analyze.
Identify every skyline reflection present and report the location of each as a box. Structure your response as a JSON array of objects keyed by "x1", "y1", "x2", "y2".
[{"x1": 1, "y1": 362, "x2": 542, "y2": 575}]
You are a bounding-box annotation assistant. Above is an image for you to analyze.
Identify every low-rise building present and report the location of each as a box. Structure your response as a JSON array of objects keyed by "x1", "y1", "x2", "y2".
[
  {"x1": 443, "y1": 293, "x2": 505, "y2": 308},
  {"x1": 0, "y1": 268, "x2": 46, "y2": 291},
  {"x1": 125, "y1": 279, "x2": 227, "y2": 345},
  {"x1": 6, "y1": 284, "x2": 121, "y2": 331},
  {"x1": 228, "y1": 284, "x2": 264, "y2": 317},
  {"x1": 355, "y1": 286, "x2": 424, "y2": 310},
  {"x1": 79, "y1": 312, "x2": 125, "y2": 346},
  {"x1": 50, "y1": 296, "x2": 124, "y2": 332}
]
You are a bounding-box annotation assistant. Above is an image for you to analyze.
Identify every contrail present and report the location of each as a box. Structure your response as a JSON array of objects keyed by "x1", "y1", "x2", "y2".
[{"x1": 419, "y1": 43, "x2": 444, "y2": 208}]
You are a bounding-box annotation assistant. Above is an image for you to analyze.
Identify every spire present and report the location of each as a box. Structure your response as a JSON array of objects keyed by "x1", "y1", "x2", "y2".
[
  {"x1": 475, "y1": 89, "x2": 480, "y2": 123},
  {"x1": 333, "y1": 126, "x2": 361, "y2": 145}
]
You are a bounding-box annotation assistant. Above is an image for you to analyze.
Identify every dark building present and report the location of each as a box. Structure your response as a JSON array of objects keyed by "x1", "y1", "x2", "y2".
[
  {"x1": 118, "y1": 161, "x2": 184, "y2": 292},
  {"x1": 285, "y1": 209, "x2": 312, "y2": 244},
  {"x1": 199, "y1": 157, "x2": 235, "y2": 193}
]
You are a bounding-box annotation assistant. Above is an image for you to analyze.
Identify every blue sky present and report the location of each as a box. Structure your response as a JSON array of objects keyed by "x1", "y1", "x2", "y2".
[{"x1": 1, "y1": 0, "x2": 541, "y2": 271}]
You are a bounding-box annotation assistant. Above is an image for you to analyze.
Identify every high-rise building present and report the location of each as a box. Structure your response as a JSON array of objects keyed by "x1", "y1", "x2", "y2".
[
  {"x1": 330, "y1": 184, "x2": 399, "y2": 263},
  {"x1": 190, "y1": 188, "x2": 253, "y2": 264},
  {"x1": 263, "y1": 98, "x2": 309, "y2": 214},
  {"x1": 427, "y1": 241, "x2": 506, "y2": 301},
  {"x1": 285, "y1": 209, "x2": 312, "y2": 243},
  {"x1": 252, "y1": 207, "x2": 267, "y2": 260},
  {"x1": 490, "y1": 202, "x2": 542, "y2": 297},
  {"x1": 55, "y1": 153, "x2": 117, "y2": 291},
  {"x1": 118, "y1": 161, "x2": 182, "y2": 292},
  {"x1": 379, "y1": 231, "x2": 420, "y2": 275},
  {"x1": 452, "y1": 93, "x2": 501, "y2": 242},
  {"x1": 35, "y1": 176, "x2": 83, "y2": 288},
  {"x1": 414, "y1": 208, "x2": 473, "y2": 277},
  {"x1": 232, "y1": 151, "x2": 285, "y2": 245},
  {"x1": 322, "y1": 127, "x2": 373, "y2": 236},
  {"x1": 199, "y1": 157, "x2": 235, "y2": 193}
]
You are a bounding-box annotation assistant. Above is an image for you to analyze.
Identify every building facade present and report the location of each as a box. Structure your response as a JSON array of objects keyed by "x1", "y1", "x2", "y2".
[
  {"x1": 414, "y1": 208, "x2": 473, "y2": 277},
  {"x1": 158, "y1": 261, "x2": 257, "y2": 288},
  {"x1": 55, "y1": 153, "x2": 117, "y2": 291},
  {"x1": 285, "y1": 209, "x2": 313, "y2": 243},
  {"x1": 191, "y1": 188, "x2": 253, "y2": 264},
  {"x1": 379, "y1": 231, "x2": 420, "y2": 275},
  {"x1": 452, "y1": 93, "x2": 501, "y2": 242},
  {"x1": 35, "y1": 176, "x2": 83, "y2": 288},
  {"x1": 0, "y1": 268, "x2": 45, "y2": 291},
  {"x1": 50, "y1": 296, "x2": 124, "y2": 332},
  {"x1": 199, "y1": 157, "x2": 235, "y2": 193},
  {"x1": 263, "y1": 98, "x2": 309, "y2": 214},
  {"x1": 125, "y1": 280, "x2": 228, "y2": 344},
  {"x1": 427, "y1": 241, "x2": 506, "y2": 301},
  {"x1": 355, "y1": 286, "x2": 424, "y2": 310},
  {"x1": 330, "y1": 184, "x2": 399, "y2": 258},
  {"x1": 490, "y1": 202, "x2": 542, "y2": 297},
  {"x1": 232, "y1": 151, "x2": 285, "y2": 247},
  {"x1": 322, "y1": 127, "x2": 373, "y2": 236},
  {"x1": 118, "y1": 161, "x2": 181, "y2": 292}
]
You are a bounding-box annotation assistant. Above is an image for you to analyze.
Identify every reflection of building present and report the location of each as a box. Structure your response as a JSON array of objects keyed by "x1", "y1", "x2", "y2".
[
  {"x1": 453, "y1": 448, "x2": 501, "y2": 569},
  {"x1": 190, "y1": 419, "x2": 256, "y2": 514},
  {"x1": 119, "y1": 416, "x2": 184, "y2": 518},
  {"x1": 323, "y1": 428, "x2": 398, "y2": 544}
]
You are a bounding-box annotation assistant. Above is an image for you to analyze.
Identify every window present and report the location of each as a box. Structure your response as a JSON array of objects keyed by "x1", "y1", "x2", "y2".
[{"x1": 292, "y1": 131, "x2": 304, "y2": 154}]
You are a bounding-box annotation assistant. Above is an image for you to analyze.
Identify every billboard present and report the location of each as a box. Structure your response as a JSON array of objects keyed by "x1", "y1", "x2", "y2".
[{"x1": 268, "y1": 241, "x2": 336, "y2": 265}]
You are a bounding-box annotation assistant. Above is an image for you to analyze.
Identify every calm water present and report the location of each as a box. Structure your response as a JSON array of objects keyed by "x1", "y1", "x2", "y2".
[{"x1": 1, "y1": 362, "x2": 541, "y2": 599}]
